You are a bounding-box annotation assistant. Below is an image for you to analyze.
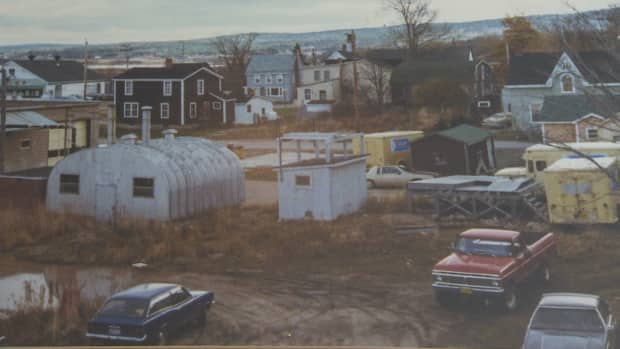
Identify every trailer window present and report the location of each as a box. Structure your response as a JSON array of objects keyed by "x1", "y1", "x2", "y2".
[{"x1": 535, "y1": 160, "x2": 547, "y2": 172}]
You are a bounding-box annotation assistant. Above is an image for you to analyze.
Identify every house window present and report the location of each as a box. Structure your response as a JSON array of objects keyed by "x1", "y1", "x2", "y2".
[
  {"x1": 304, "y1": 89, "x2": 312, "y2": 100},
  {"x1": 319, "y1": 90, "x2": 327, "y2": 101},
  {"x1": 189, "y1": 102, "x2": 197, "y2": 119},
  {"x1": 133, "y1": 177, "x2": 154, "y2": 198},
  {"x1": 197, "y1": 79, "x2": 205, "y2": 95},
  {"x1": 163, "y1": 80, "x2": 172, "y2": 96},
  {"x1": 530, "y1": 103, "x2": 543, "y2": 121},
  {"x1": 477, "y1": 101, "x2": 491, "y2": 108},
  {"x1": 124, "y1": 80, "x2": 133, "y2": 96},
  {"x1": 213, "y1": 101, "x2": 222, "y2": 110},
  {"x1": 59, "y1": 174, "x2": 80, "y2": 195},
  {"x1": 276, "y1": 74, "x2": 284, "y2": 84},
  {"x1": 8, "y1": 68, "x2": 15, "y2": 77},
  {"x1": 561, "y1": 74, "x2": 575, "y2": 93},
  {"x1": 314, "y1": 70, "x2": 320, "y2": 81},
  {"x1": 535, "y1": 160, "x2": 547, "y2": 172},
  {"x1": 254, "y1": 74, "x2": 261, "y2": 84},
  {"x1": 270, "y1": 87, "x2": 281, "y2": 96},
  {"x1": 295, "y1": 175, "x2": 311, "y2": 187},
  {"x1": 323, "y1": 70, "x2": 330, "y2": 81},
  {"x1": 259, "y1": 87, "x2": 266, "y2": 97},
  {"x1": 20, "y1": 138, "x2": 32, "y2": 150},
  {"x1": 160, "y1": 103, "x2": 170, "y2": 119},
  {"x1": 266, "y1": 74, "x2": 273, "y2": 84},
  {"x1": 123, "y1": 102, "x2": 139, "y2": 118},
  {"x1": 246, "y1": 104, "x2": 252, "y2": 113},
  {"x1": 433, "y1": 152, "x2": 447, "y2": 166},
  {"x1": 586, "y1": 127, "x2": 599, "y2": 140}
]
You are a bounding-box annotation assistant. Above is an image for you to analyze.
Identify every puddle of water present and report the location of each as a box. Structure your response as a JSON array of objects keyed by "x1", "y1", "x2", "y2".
[{"x1": 0, "y1": 266, "x2": 135, "y2": 317}]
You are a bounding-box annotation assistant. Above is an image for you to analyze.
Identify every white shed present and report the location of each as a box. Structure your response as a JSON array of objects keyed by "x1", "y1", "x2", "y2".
[
  {"x1": 276, "y1": 133, "x2": 368, "y2": 221},
  {"x1": 46, "y1": 126, "x2": 245, "y2": 222},
  {"x1": 234, "y1": 97, "x2": 277, "y2": 125}
]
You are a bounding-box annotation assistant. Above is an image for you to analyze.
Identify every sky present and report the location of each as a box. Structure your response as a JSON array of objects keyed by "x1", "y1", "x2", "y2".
[{"x1": 0, "y1": 0, "x2": 614, "y2": 45}]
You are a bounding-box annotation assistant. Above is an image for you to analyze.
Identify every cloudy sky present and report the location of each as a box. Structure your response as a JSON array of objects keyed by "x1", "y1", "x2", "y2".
[{"x1": 0, "y1": 0, "x2": 613, "y2": 45}]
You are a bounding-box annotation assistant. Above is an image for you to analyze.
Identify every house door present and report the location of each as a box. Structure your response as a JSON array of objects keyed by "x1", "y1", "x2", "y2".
[
  {"x1": 95, "y1": 183, "x2": 117, "y2": 223},
  {"x1": 202, "y1": 101, "x2": 210, "y2": 119}
]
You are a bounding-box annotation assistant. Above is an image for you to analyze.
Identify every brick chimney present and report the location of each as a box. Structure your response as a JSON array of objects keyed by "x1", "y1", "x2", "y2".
[
  {"x1": 164, "y1": 57, "x2": 174, "y2": 69},
  {"x1": 54, "y1": 54, "x2": 61, "y2": 67}
]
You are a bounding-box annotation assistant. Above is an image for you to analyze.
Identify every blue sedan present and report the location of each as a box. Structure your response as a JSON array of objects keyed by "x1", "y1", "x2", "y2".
[{"x1": 86, "y1": 283, "x2": 214, "y2": 345}]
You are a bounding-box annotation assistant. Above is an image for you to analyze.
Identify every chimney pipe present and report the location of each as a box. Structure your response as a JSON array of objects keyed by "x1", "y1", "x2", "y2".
[
  {"x1": 164, "y1": 57, "x2": 173, "y2": 69},
  {"x1": 106, "y1": 104, "x2": 115, "y2": 145},
  {"x1": 120, "y1": 134, "x2": 137, "y2": 145},
  {"x1": 162, "y1": 129, "x2": 178, "y2": 141},
  {"x1": 141, "y1": 106, "x2": 152, "y2": 145},
  {"x1": 28, "y1": 54, "x2": 35, "y2": 61}
]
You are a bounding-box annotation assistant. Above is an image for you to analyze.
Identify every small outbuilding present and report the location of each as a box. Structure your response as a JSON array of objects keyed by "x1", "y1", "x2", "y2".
[
  {"x1": 544, "y1": 157, "x2": 620, "y2": 224},
  {"x1": 46, "y1": 107, "x2": 245, "y2": 222},
  {"x1": 411, "y1": 124, "x2": 496, "y2": 175},
  {"x1": 234, "y1": 96, "x2": 277, "y2": 125},
  {"x1": 276, "y1": 132, "x2": 368, "y2": 221}
]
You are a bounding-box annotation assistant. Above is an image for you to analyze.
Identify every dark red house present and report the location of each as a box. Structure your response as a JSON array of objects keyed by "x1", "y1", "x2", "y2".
[
  {"x1": 113, "y1": 60, "x2": 235, "y2": 126},
  {"x1": 411, "y1": 124, "x2": 496, "y2": 175}
]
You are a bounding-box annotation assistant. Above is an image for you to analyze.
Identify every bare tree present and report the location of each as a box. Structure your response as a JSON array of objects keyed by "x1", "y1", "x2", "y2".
[
  {"x1": 212, "y1": 33, "x2": 258, "y2": 96},
  {"x1": 384, "y1": 0, "x2": 440, "y2": 53},
  {"x1": 360, "y1": 61, "x2": 390, "y2": 111}
]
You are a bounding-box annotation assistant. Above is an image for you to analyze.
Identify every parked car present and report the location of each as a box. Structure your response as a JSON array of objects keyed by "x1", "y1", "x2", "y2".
[
  {"x1": 432, "y1": 229, "x2": 556, "y2": 310},
  {"x1": 523, "y1": 293, "x2": 616, "y2": 349},
  {"x1": 482, "y1": 112, "x2": 513, "y2": 129},
  {"x1": 366, "y1": 165, "x2": 437, "y2": 188},
  {"x1": 86, "y1": 283, "x2": 214, "y2": 345}
]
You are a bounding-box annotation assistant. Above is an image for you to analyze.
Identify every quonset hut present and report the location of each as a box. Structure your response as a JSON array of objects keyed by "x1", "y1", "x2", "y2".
[{"x1": 46, "y1": 107, "x2": 244, "y2": 222}]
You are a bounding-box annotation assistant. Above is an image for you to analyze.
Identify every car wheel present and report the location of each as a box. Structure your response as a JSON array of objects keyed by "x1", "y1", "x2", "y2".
[
  {"x1": 367, "y1": 180, "x2": 375, "y2": 189},
  {"x1": 504, "y1": 288, "x2": 518, "y2": 311}
]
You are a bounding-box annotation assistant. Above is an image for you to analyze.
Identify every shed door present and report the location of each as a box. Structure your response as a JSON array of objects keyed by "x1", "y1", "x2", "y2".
[{"x1": 95, "y1": 184, "x2": 117, "y2": 222}]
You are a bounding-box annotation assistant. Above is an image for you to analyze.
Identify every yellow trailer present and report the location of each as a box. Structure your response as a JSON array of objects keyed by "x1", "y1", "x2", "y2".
[
  {"x1": 523, "y1": 142, "x2": 620, "y2": 183},
  {"x1": 544, "y1": 157, "x2": 620, "y2": 224},
  {"x1": 352, "y1": 131, "x2": 424, "y2": 168}
]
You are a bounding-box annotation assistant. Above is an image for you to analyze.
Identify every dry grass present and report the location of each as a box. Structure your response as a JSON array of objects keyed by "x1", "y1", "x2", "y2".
[{"x1": 244, "y1": 167, "x2": 278, "y2": 181}]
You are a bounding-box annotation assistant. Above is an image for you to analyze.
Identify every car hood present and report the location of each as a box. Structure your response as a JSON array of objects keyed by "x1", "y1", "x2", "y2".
[
  {"x1": 433, "y1": 253, "x2": 515, "y2": 276},
  {"x1": 524, "y1": 330, "x2": 605, "y2": 349}
]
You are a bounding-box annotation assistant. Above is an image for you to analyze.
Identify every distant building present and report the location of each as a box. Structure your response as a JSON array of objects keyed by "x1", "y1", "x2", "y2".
[
  {"x1": 2, "y1": 58, "x2": 106, "y2": 99},
  {"x1": 245, "y1": 55, "x2": 298, "y2": 104},
  {"x1": 46, "y1": 108, "x2": 245, "y2": 222},
  {"x1": 234, "y1": 96, "x2": 277, "y2": 125},
  {"x1": 276, "y1": 133, "x2": 367, "y2": 221},
  {"x1": 502, "y1": 51, "x2": 620, "y2": 132},
  {"x1": 411, "y1": 124, "x2": 496, "y2": 175},
  {"x1": 113, "y1": 59, "x2": 235, "y2": 127}
]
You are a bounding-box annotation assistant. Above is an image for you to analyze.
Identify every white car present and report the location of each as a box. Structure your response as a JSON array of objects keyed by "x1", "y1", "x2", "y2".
[
  {"x1": 366, "y1": 166, "x2": 436, "y2": 188},
  {"x1": 482, "y1": 112, "x2": 513, "y2": 129}
]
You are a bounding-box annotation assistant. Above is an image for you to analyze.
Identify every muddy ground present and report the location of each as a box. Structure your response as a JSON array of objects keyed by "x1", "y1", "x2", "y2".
[{"x1": 2, "y1": 204, "x2": 620, "y2": 348}]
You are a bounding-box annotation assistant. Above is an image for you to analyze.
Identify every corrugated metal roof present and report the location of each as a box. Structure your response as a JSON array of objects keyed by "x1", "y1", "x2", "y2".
[
  {"x1": 6, "y1": 110, "x2": 59, "y2": 132},
  {"x1": 437, "y1": 124, "x2": 490, "y2": 145},
  {"x1": 364, "y1": 131, "x2": 423, "y2": 139}
]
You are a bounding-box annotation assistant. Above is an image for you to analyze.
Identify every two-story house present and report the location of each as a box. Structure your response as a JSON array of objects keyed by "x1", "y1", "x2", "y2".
[
  {"x1": 113, "y1": 60, "x2": 235, "y2": 126},
  {"x1": 502, "y1": 51, "x2": 620, "y2": 132},
  {"x1": 1, "y1": 57, "x2": 106, "y2": 99},
  {"x1": 245, "y1": 55, "x2": 297, "y2": 104}
]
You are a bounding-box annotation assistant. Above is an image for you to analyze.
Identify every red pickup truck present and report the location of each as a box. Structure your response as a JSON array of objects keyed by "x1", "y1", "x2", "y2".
[{"x1": 432, "y1": 229, "x2": 556, "y2": 310}]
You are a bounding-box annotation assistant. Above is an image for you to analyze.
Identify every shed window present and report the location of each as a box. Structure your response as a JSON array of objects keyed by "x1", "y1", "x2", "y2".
[
  {"x1": 295, "y1": 175, "x2": 311, "y2": 187},
  {"x1": 60, "y1": 174, "x2": 80, "y2": 195},
  {"x1": 586, "y1": 127, "x2": 599, "y2": 140},
  {"x1": 535, "y1": 160, "x2": 547, "y2": 172},
  {"x1": 133, "y1": 177, "x2": 154, "y2": 198},
  {"x1": 197, "y1": 79, "x2": 205, "y2": 95},
  {"x1": 20, "y1": 138, "x2": 32, "y2": 150},
  {"x1": 163, "y1": 80, "x2": 172, "y2": 96},
  {"x1": 124, "y1": 80, "x2": 133, "y2": 96},
  {"x1": 213, "y1": 101, "x2": 222, "y2": 110}
]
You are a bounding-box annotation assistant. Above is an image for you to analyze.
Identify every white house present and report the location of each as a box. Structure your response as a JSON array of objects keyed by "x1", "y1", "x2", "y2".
[
  {"x1": 234, "y1": 96, "x2": 278, "y2": 125},
  {"x1": 276, "y1": 133, "x2": 368, "y2": 221}
]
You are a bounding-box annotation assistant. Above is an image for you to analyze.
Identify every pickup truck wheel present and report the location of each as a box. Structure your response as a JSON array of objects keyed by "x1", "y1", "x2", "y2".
[
  {"x1": 504, "y1": 288, "x2": 518, "y2": 311},
  {"x1": 367, "y1": 180, "x2": 375, "y2": 189}
]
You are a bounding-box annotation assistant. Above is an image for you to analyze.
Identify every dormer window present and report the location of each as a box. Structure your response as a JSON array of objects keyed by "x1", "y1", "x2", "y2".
[{"x1": 561, "y1": 74, "x2": 575, "y2": 93}]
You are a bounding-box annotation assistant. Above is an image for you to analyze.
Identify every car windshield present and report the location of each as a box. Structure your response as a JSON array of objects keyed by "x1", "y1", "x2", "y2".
[
  {"x1": 98, "y1": 298, "x2": 148, "y2": 319},
  {"x1": 530, "y1": 308, "x2": 604, "y2": 333},
  {"x1": 455, "y1": 238, "x2": 513, "y2": 257}
]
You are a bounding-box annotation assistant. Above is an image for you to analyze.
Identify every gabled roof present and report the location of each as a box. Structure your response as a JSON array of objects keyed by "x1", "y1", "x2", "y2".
[
  {"x1": 114, "y1": 63, "x2": 218, "y2": 80},
  {"x1": 247, "y1": 55, "x2": 295, "y2": 73},
  {"x1": 505, "y1": 51, "x2": 620, "y2": 86},
  {"x1": 437, "y1": 124, "x2": 491, "y2": 145},
  {"x1": 535, "y1": 95, "x2": 620, "y2": 123},
  {"x1": 12, "y1": 59, "x2": 104, "y2": 83},
  {"x1": 391, "y1": 46, "x2": 475, "y2": 85},
  {"x1": 6, "y1": 110, "x2": 59, "y2": 132}
]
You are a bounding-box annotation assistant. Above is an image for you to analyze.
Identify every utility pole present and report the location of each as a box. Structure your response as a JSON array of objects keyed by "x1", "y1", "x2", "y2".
[
  {"x1": 0, "y1": 67, "x2": 7, "y2": 174},
  {"x1": 83, "y1": 39, "x2": 89, "y2": 100},
  {"x1": 350, "y1": 31, "x2": 360, "y2": 132}
]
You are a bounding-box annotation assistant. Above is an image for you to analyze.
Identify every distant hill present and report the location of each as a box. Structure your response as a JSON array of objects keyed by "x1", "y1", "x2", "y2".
[{"x1": 0, "y1": 11, "x2": 598, "y2": 59}]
